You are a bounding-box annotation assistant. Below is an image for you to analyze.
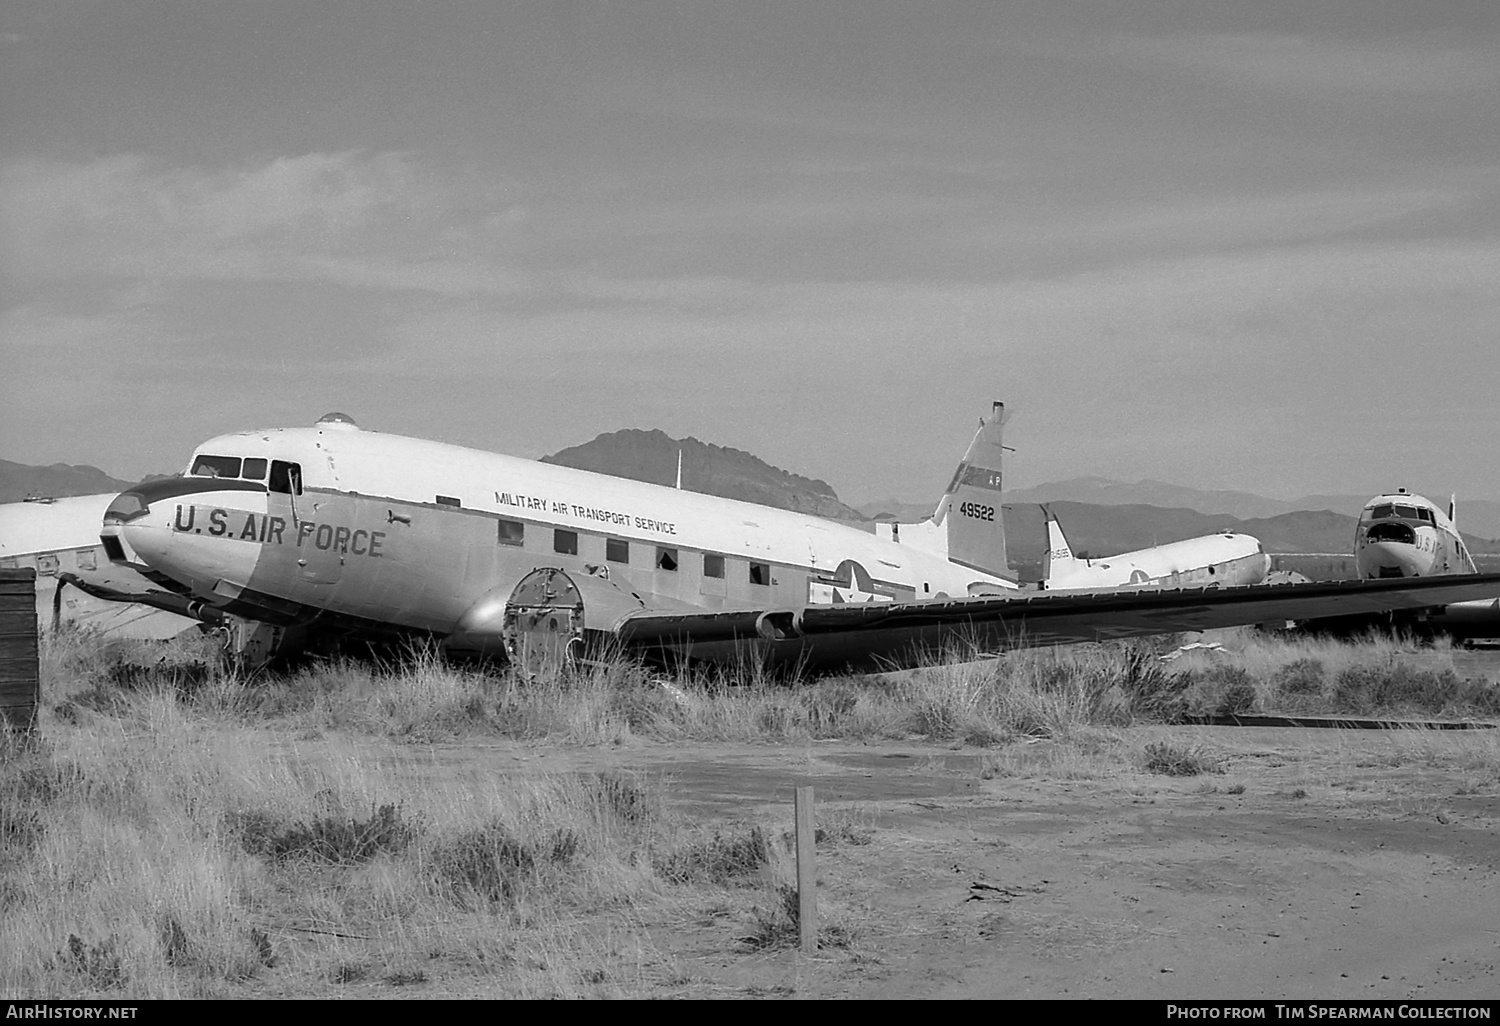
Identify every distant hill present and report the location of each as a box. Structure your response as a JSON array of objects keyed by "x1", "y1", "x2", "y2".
[
  {"x1": 541, "y1": 429, "x2": 868, "y2": 522},
  {"x1": 0, "y1": 459, "x2": 139, "y2": 504}
]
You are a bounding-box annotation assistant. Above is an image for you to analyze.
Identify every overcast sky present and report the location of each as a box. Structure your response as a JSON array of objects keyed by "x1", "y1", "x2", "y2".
[{"x1": 2, "y1": 1, "x2": 1497, "y2": 504}]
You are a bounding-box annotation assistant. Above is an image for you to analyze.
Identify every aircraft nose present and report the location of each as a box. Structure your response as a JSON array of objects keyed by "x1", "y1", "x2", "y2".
[
  {"x1": 104, "y1": 490, "x2": 150, "y2": 525},
  {"x1": 1357, "y1": 541, "x2": 1426, "y2": 579},
  {"x1": 101, "y1": 490, "x2": 150, "y2": 564},
  {"x1": 1364, "y1": 522, "x2": 1416, "y2": 546}
]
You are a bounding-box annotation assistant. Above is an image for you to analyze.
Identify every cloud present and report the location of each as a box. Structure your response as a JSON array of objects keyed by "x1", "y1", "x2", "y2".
[
  {"x1": 1104, "y1": 31, "x2": 1500, "y2": 96},
  {"x1": 0, "y1": 151, "x2": 531, "y2": 298}
]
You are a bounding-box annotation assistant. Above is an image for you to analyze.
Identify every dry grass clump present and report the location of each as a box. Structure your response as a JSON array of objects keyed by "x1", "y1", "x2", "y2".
[
  {"x1": 1158, "y1": 629, "x2": 1500, "y2": 720},
  {"x1": 739, "y1": 884, "x2": 855, "y2": 953},
  {"x1": 1332, "y1": 665, "x2": 1500, "y2": 718},
  {"x1": 3, "y1": 666, "x2": 820, "y2": 997},
  {"x1": 894, "y1": 643, "x2": 1155, "y2": 743},
  {"x1": 35, "y1": 621, "x2": 1500, "y2": 751},
  {"x1": 1142, "y1": 740, "x2": 1224, "y2": 777},
  {"x1": 652, "y1": 826, "x2": 773, "y2": 885},
  {"x1": 226, "y1": 802, "x2": 417, "y2": 865}
]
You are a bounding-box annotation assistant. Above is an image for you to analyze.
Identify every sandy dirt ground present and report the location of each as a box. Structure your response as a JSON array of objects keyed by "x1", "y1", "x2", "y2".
[{"x1": 286, "y1": 718, "x2": 1500, "y2": 1000}]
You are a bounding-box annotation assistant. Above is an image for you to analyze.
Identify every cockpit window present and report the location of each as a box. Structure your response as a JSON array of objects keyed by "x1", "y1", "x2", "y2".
[
  {"x1": 1417, "y1": 508, "x2": 1433, "y2": 523},
  {"x1": 242, "y1": 458, "x2": 268, "y2": 481},
  {"x1": 1394, "y1": 505, "x2": 1418, "y2": 520},
  {"x1": 1368, "y1": 505, "x2": 1394, "y2": 520},
  {"x1": 269, "y1": 460, "x2": 302, "y2": 496},
  {"x1": 190, "y1": 454, "x2": 242, "y2": 478}
]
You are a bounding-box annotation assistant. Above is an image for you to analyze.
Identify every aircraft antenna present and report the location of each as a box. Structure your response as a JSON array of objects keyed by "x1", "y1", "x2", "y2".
[{"x1": 676, "y1": 449, "x2": 683, "y2": 490}]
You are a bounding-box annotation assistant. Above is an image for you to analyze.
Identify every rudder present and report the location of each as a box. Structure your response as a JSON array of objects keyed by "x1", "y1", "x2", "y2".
[
  {"x1": 932, "y1": 401, "x2": 1011, "y2": 579},
  {"x1": 1041, "y1": 505, "x2": 1082, "y2": 584}
]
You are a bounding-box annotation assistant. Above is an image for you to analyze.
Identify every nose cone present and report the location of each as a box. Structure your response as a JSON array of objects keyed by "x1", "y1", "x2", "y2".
[
  {"x1": 100, "y1": 477, "x2": 269, "y2": 604},
  {"x1": 1356, "y1": 535, "x2": 1435, "y2": 580},
  {"x1": 1355, "y1": 518, "x2": 1442, "y2": 580}
]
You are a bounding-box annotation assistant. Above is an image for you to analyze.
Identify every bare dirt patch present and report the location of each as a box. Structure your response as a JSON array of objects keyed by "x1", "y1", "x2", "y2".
[{"x1": 242, "y1": 724, "x2": 1499, "y2": 999}]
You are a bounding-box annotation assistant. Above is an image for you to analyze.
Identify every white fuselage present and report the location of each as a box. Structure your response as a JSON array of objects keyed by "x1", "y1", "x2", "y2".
[
  {"x1": 103, "y1": 422, "x2": 1017, "y2": 644},
  {"x1": 1354, "y1": 493, "x2": 1474, "y2": 580},
  {"x1": 1043, "y1": 513, "x2": 1269, "y2": 591}
]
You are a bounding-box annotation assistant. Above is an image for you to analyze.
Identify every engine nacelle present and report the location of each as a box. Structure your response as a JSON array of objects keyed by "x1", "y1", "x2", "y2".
[
  {"x1": 446, "y1": 568, "x2": 648, "y2": 676},
  {"x1": 1428, "y1": 597, "x2": 1500, "y2": 642}
]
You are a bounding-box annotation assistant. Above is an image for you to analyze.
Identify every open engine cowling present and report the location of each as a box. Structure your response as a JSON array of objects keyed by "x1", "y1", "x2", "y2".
[{"x1": 445, "y1": 568, "x2": 648, "y2": 677}]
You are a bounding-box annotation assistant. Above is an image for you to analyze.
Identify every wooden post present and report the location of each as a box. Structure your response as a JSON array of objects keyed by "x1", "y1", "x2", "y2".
[{"x1": 794, "y1": 785, "x2": 816, "y2": 956}]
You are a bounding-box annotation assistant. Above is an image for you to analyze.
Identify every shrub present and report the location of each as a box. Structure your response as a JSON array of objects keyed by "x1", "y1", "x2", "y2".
[
  {"x1": 653, "y1": 826, "x2": 772, "y2": 885},
  {"x1": 1143, "y1": 740, "x2": 1223, "y2": 776},
  {"x1": 1272, "y1": 658, "x2": 1325, "y2": 697},
  {"x1": 740, "y1": 885, "x2": 853, "y2": 952},
  {"x1": 585, "y1": 773, "x2": 656, "y2": 827},
  {"x1": 1332, "y1": 665, "x2": 1464, "y2": 715},
  {"x1": 429, "y1": 821, "x2": 580, "y2": 907},
  {"x1": 227, "y1": 802, "x2": 417, "y2": 864},
  {"x1": 1178, "y1": 665, "x2": 1260, "y2": 717},
  {"x1": 49, "y1": 934, "x2": 126, "y2": 990}
]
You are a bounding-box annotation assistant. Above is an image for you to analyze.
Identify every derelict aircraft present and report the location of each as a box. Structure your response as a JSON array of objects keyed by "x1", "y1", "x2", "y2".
[
  {"x1": 1351, "y1": 490, "x2": 1499, "y2": 640},
  {"x1": 0, "y1": 493, "x2": 205, "y2": 638},
  {"x1": 99, "y1": 405, "x2": 1500, "y2": 675},
  {"x1": 1039, "y1": 507, "x2": 1269, "y2": 591}
]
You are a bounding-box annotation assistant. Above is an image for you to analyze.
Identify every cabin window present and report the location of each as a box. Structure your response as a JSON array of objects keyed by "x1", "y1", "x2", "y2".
[
  {"x1": 497, "y1": 520, "x2": 524, "y2": 546},
  {"x1": 0, "y1": 558, "x2": 15, "y2": 570},
  {"x1": 554, "y1": 529, "x2": 578, "y2": 555},
  {"x1": 703, "y1": 553, "x2": 725, "y2": 579},
  {"x1": 190, "y1": 454, "x2": 241, "y2": 479},
  {"x1": 607, "y1": 539, "x2": 629, "y2": 563},
  {"x1": 749, "y1": 561, "x2": 770, "y2": 586},
  {"x1": 656, "y1": 547, "x2": 678, "y2": 572},
  {"x1": 36, "y1": 553, "x2": 59, "y2": 577},
  {"x1": 241, "y1": 458, "x2": 268, "y2": 481},
  {"x1": 436, "y1": 495, "x2": 461, "y2": 507},
  {"x1": 269, "y1": 461, "x2": 302, "y2": 496},
  {"x1": 75, "y1": 549, "x2": 97, "y2": 571}
]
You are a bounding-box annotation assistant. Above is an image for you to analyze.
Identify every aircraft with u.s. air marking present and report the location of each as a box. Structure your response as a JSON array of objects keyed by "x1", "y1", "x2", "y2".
[{"x1": 98, "y1": 406, "x2": 1500, "y2": 675}]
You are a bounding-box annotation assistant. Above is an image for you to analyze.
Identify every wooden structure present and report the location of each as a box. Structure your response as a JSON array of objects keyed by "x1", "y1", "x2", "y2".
[
  {"x1": 0, "y1": 568, "x2": 40, "y2": 732},
  {"x1": 794, "y1": 786, "x2": 817, "y2": 955}
]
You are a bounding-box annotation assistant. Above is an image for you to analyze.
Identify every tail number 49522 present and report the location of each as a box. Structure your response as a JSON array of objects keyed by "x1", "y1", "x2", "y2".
[{"x1": 959, "y1": 501, "x2": 995, "y2": 521}]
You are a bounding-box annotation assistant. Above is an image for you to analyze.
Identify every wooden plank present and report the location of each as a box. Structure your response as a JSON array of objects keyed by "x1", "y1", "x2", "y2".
[
  {"x1": 0, "y1": 567, "x2": 39, "y2": 732},
  {"x1": 0, "y1": 648, "x2": 41, "y2": 675},
  {"x1": 0, "y1": 609, "x2": 41, "y2": 635},
  {"x1": 795, "y1": 786, "x2": 817, "y2": 956}
]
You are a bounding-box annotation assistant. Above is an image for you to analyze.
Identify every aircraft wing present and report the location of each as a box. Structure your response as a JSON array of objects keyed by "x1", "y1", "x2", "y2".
[{"x1": 612, "y1": 573, "x2": 1500, "y2": 674}]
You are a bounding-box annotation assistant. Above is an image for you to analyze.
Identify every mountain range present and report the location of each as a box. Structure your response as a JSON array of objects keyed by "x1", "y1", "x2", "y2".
[
  {"x1": 541, "y1": 428, "x2": 866, "y2": 521},
  {"x1": 0, "y1": 459, "x2": 139, "y2": 504}
]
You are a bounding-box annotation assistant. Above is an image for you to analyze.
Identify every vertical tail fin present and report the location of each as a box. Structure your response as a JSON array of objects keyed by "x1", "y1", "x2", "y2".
[
  {"x1": 932, "y1": 401, "x2": 1011, "y2": 579},
  {"x1": 1040, "y1": 505, "x2": 1081, "y2": 586}
]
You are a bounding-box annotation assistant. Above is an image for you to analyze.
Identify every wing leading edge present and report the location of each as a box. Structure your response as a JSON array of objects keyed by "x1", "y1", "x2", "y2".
[{"x1": 612, "y1": 573, "x2": 1500, "y2": 675}]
